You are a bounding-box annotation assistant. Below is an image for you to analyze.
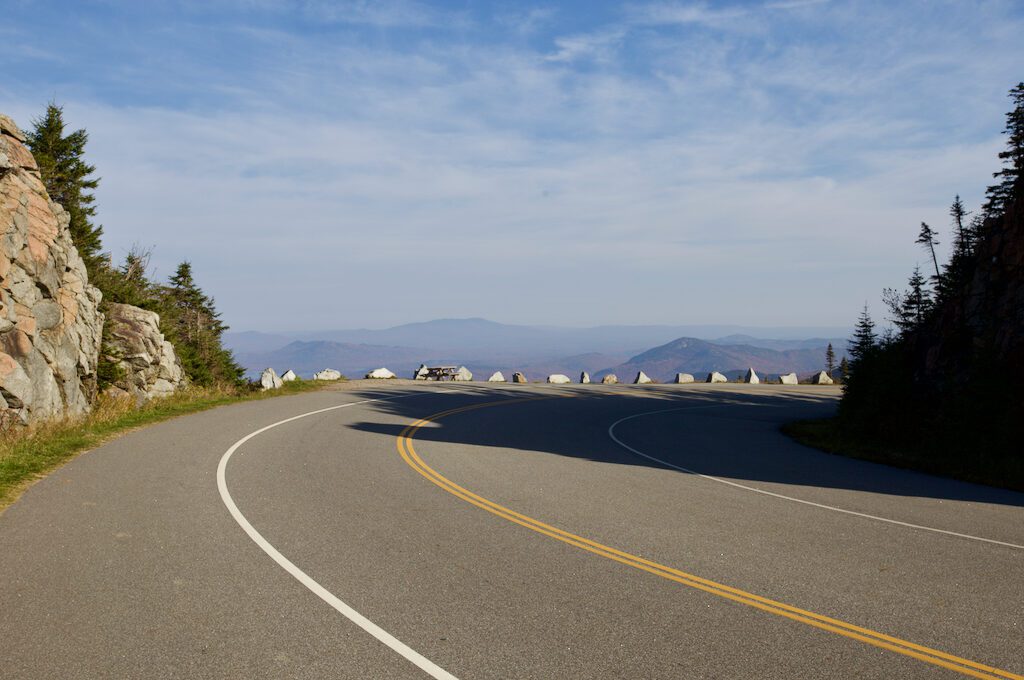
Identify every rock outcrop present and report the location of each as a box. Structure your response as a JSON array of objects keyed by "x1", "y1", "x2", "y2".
[
  {"x1": 260, "y1": 367, "x2": 283, "y2": 391},
  {"x1": 0, "y1": 114, "x2": 104, "y2": 424},
  {"x1": 675, "y1": 373, "x2": 694, "y2": 384},
  {"x1": 104, "y1": 303, "x2": 186, "y2": 399},
  {"x1": 547, "y1": 374, "x2": 570, "y2": 384},
  {"x1": 811, "y1": 370, "x2": 833, "y2": 385}
]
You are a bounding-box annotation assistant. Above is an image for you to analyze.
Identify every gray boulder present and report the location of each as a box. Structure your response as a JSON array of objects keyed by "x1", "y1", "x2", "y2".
[
  {"x1": 811, "y1": 370, "x2": 834, "y2": 385},
  {"x1": 634, "y1": 371, "x2": 653, "y2": 384},
  {"x1": 487, "y1": 371, "x2": 505, "y2": 382},
  {"x1": 706, "y1": 372, "x2": 728, "y2": 383},
  {"x1": 601, "y1": 374, "x2": 619, "y2": 385},
  {"x1": 780, "y1": 372, "x2": 798, "y2": 385},
  {"x1": 260, "y1": 368, "x2": 283, "y2": 391},
  {"x1": 547, "y1": 374, "x2": 571, "y2": 384},
  {"x1": 744, "y1": 368, "x2": 760, "y2": 384},
  {"x1": 512, "y1": 372, "x2": 527, "y2": 383},
  {"x1": 675, "y1": 373, "x2": 694, "y2": 384},
  {"x1": 313, "y1": 369, "x2": 342, "y2": 381}
]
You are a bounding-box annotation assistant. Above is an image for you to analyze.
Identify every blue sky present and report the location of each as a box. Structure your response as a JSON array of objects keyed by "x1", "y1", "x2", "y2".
[{"x1": 2, "y1": 0, "x2": 1022, "y2": 332}]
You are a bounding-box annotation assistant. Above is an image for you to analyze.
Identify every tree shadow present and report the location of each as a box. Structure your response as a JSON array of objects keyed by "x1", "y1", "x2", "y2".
[{"x1": 340, "y1": 384, "x2": 1024, "y2": 508}]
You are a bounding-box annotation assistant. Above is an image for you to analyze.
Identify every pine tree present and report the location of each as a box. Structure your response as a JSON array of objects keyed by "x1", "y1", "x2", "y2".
[
  {"x1": 825, "y1": 343, "x2": 835, "y2": 376},
  {"x1": 916, "y1": 221, "x2": 940, "y2": 281},
  {"x1": 838, "y1": 356, "x2": 850, "y2": 383},
  {"x1": 26, "y1": 103, "x2": 104, "y2": 273},
  {"x1": 950, "y1": 195, "x2": 971, "y2": 256},
  {"x1": 848, "y1": 305, "x2": 877, "y2": 364},
  {"x1": 160, "y1": 262, "x2": 244, "y2": 387},
  {"x1": 983, "y1": 82, "x2": 1024, "y2": 217}
]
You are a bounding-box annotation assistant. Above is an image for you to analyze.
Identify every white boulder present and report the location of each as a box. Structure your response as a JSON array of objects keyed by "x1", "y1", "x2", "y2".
[
  {"x1": 706, "y1": 371, "x2": 728, "y2": 383},
  {"x1": 260, "y1": 368, "x2": 283, "y2": 391},
  {"x1": 512, "y1": 371, "x2": 528, "y2": 383},
  {"x1": 675, "y1": 373, "x2": 694, "y2": 384},
  {"x1": 547, "y1": 374, "x2": 571, "y2": 384},
  {"x1": 414, "y1": 364, "x2": 429, "y2": 380},
  {"x1": 453, "y1": 366, "x2": 473, "y2": 381},
  {"x1": 780, "y1": 372, "x2": 798, "y2": 385},
  {"x1": 313, "y1": 369, "x2": 342, "y2": 381},
  {"x1": 280, "y1": 369, "x2": 297, "y2": 382},
  {"x1": 811, "y1": 370, "x2": 834, "y2": 385},
  {"x1": 366, "y1": 367, "x2": 397, "y2": 379},
  {"x1": 634, "y1": 371, "x2": 653, "y2": 384},
  {"x1": 601, "y1": 374, "x2": 619, "y2": 385},
  {"x1": 580, "y1": 371, "x2": 591, "y2": 384},
  {"x1": 744, "y1": 368, "x2": 760, "y2": 384},
  {"x1": 487, "y1": 371, "x2": 506, "y2": 382}
]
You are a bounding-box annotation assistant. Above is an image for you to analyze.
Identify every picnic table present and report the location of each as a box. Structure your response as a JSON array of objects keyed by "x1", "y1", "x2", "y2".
[{"x1": 418, "y1": 365, "x2": 460, "y2": 381}]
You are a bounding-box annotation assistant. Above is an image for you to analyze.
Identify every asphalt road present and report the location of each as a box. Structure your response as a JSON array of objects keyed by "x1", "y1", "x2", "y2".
[{"x1": 1, "y1": 382, "x2": 1022, "y2": 679}]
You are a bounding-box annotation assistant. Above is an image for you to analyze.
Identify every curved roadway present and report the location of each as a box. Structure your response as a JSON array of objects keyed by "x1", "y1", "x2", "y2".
[{"x1": 1, "y1": 382, "x2": 1022, "y2": 679}]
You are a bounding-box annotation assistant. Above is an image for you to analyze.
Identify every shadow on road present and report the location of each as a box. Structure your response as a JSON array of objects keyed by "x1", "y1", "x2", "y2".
[{"x1": 340, "y1": 384, "x2": 1024, "y2": 508}]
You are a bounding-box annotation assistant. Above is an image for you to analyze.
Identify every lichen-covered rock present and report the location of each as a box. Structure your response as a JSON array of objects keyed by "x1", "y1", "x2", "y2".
[
  {"x1": 104, "y1": 303, "x2": 186, "y2": 400},
  {"x1": 0, "y1": 114, "x2": 104, "y2": 424},
  {"x1": 601, "y1": 374, "x2": 618, "y2": 385}
]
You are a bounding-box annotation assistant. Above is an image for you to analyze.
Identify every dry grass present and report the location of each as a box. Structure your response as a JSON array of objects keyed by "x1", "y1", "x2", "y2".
[{"x1": 0, "y1": 380, "x2": 326, "y2": 511}]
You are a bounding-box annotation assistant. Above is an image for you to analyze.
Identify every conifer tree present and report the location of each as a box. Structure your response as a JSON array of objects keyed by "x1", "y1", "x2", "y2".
[
  {"x1": 26, "y1": 103, "x2": 104, "y2": 273},
  {"x1": 983, "y1": 82, "x2": 1024, "y2": 217},
  {"x1": 916, "y1": 221, "x2": 940, "y2": 281},
  {"x1": 825, "y1": 343, "x2": 835, "y2": 375},
  {"x1": 848, "y1": 305, "x2": 877, "y2": 365},
  {"x1": 838, "y1": 356, "x2": 850, "y2": 383},
  {"x1": 160, "y1": 262, "x2": 244, "y2": 386}
]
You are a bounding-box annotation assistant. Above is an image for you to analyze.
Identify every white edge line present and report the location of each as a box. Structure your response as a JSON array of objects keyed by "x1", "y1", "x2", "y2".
[
  {"x1": 216, "y1": 394, "x2": 459, "y2": 680},
  {"x1": 607, "y1": 406, "x2": 1024, "y2": 551}
]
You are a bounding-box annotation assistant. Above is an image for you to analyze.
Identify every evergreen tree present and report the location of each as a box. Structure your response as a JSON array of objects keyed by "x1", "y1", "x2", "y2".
[
  {"x1": 983, "y1": 82, "x2": 1024, "y2": 217},
  {"x1": 848, "y1": 305, "x2": 877, "y2": 365},
  {"x1": 825, "y1": 343, "x2": 835, "y2": 375},
  {"x1": 160, "y1": 262, "x2": 245, "y2": 387},
  {"x1": 838, "y1": 356, "x2": 850, "y2": 383},
  {"x1": 950, "y1": 195, "x2": 971, "y2": 256},
  {"x1": 26, "y1": 103, "x2": 104, "y2": 273},
  {"x1": 916, "y1": 221, "x2": 941, "y2": 281}
]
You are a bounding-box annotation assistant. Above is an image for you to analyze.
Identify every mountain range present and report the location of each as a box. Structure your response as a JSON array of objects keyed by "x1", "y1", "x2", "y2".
[{"x1": 227, "y1": 318, "x2": 850, "y2": 381}]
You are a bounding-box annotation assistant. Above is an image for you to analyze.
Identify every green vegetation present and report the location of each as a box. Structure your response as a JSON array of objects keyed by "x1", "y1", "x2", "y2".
[
  {"x1": 789, "y1": 83, "x2": 1024, "y2": 490},
  {"x1": 26, "y1": 103, "x2": 245, "y2": 391},
  {"x1": 0, "y1": 379, "x2": 328, "y2": 510}
]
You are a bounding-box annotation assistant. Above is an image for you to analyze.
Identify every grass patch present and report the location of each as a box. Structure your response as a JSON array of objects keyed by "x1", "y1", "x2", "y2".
[
  {"x1": 782, "y1": 417, "x2": 1024, "y2": 492},
  {"x1": 0, "y1": 379, "x2": 329, "y2": 511}
]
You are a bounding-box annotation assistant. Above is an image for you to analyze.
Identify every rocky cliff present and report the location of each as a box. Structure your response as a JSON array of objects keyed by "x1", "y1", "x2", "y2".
[
  {"x1": 104, "y1": 303, "x2": 186, "y2": 400},
  {"x1": 0, "y1": 114, "x2": 104, "y2": 425}
]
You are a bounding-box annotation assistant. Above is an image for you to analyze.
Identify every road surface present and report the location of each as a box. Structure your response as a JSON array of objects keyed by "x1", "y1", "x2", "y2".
[{"x1": 1, "y1": 382, "x2": 1021, "y2": 678}]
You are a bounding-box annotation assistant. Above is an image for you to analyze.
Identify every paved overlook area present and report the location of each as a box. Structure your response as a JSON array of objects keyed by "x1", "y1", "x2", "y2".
[{"x1": 1, "y1": 381, "x2": 1022, "y2": 679}]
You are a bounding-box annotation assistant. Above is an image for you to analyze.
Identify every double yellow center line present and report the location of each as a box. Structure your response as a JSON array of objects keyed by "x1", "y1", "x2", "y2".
[{"x1": 396, "y1": 397, "x2": 1021, "y2": 679}]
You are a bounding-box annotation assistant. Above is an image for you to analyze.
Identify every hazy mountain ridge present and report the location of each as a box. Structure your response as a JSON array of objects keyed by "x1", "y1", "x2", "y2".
[{"x1": 229, "y1": 319, "x2": 844, "y2": 380}]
